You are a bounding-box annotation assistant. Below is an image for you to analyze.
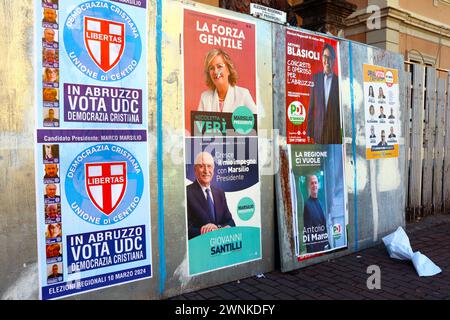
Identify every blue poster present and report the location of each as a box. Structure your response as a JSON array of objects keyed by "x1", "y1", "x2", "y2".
[
  {"x1": 35, "y1": 0, "x2": 151, "y2": 300},
  {"x1": 184, "y1": 137, "x2": 261, "y2": 276}
]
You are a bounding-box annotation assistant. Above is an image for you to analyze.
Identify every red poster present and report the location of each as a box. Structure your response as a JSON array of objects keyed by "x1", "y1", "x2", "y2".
[
  {"x1": 183, "y1": 9, "x2": 256, "y2": 135},
  {"x1": 285, "y1": 29, "x2": 341, "y2": 144}
]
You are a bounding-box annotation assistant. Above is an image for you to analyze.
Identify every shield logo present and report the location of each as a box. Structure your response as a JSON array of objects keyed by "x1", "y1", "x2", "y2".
[
  {"x1": 85, "y1": 162, "x2": 127, "y2": 215},
  {"x1": 84, "y1": 16, "x2": 125, "y2": 72}
]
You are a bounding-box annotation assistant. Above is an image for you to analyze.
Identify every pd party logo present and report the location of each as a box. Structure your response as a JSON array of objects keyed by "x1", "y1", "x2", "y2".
[
  {"x1": 65, "y1": 144, "x2": 144, "y2": 225},
  {"x1": 64, "y1": 1, "x2": 142, "y2": 81},
  {"x1": 288, "y1": 101, "x2": 306, "y2": 125},
  {"x1": 333, "y1": 223, "x2": 343, "y2": 240}
]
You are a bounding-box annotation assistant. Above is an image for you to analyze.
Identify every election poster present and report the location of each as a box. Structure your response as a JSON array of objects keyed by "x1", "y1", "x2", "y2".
[
  {"x1": 285, "y1": 28, "x2": 342, "y2": 145},
  {"x1": 185, "y1": 137, "x2": 261, "y2": 275},
  {"x1": 288, "y1": 144, "x2": 347, "y2": 259},
  {"x1": 182, "y1": 8, "x2": 261, "y2": 275},
  {"x1": 183, "y1": 8, "x2": 257, "y2": 137},
  {"x1": 363, "y1": 64, "x2": 400, "y2": 159},
  {"x1": 35, "y1": 0, "x2": 152, "y2": 300}
]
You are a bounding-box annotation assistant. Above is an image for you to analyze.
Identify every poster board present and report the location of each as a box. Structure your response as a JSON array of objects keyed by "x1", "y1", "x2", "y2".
[
  {"x1": 285, "y1": 28, "x2": 342, "y2": 145},
  {"x1": 35, "y1": 0, "x2": 152, "y2": 300},
  {"x1": 182, "y1": 7, "x2": 261, "y2": 276}
]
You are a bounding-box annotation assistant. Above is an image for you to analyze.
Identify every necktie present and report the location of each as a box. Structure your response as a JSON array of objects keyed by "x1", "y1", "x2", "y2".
[{"x1": 205, "y1": 188, "x2": 216, "y2": 223}]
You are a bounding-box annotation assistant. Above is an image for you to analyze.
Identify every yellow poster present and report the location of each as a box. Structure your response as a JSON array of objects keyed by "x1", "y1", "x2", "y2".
[{"x1": 363, "y1": 64, "x2": 399, "y2": 159}]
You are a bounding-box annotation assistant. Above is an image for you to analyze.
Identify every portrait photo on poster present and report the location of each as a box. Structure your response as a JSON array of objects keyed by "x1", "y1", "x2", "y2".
[
  {"x1": 43, "y1": 107, "x2": 60, "y2": 127},
  {"x1": 288, "y1": 144, "x2": 347, "y2": 258},
  {"x1": 44, "y1": 183, "x2": 61, "y2": 204},
  {"x1": 285, "y1": 29, "x2": 342, "y2": 145},
  {"x1": 44, "y1": 203, "x2": 61, "y2": 223},
  {"x1": 42, "y1": 28, "x2": 58, "y2": 48},
  {"x1": 43, "y1": 67, "x2": 59, "y2": 87},
  {"x1": 46, "y1": 262, "x2": 63, "y2": 285},
  {"x1": 42, "y1": 7, "x2": 58, "y2": 29},
  {"x1": 183, "y1": 8, "x2": 257, "y2": 136},
  {"x1": 43, "y1": 48, "x2": 59, "y2": 68},
  {"x1": 184, "y1": 136, "x2": 261, "y2": 275},
  {"x1": 42, "y1": 144, "x2": 60, "y2": 163},
  {"x1": 45, "y1": 223, "x2": 62, "y2": 242}
]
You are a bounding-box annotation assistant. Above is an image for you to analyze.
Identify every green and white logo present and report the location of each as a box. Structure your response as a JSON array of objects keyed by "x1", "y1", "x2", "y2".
[
  {"x1": 232, "y1": 106, "x2": 254, "y2": 134},
  {"x1": 237, "y1": 197, "x2": 255, "y2": 221}
]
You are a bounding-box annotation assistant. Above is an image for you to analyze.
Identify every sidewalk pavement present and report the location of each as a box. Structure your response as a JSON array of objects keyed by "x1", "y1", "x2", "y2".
[{"x1": 171, "y1": 214, "x2": 450, "y2": 300}]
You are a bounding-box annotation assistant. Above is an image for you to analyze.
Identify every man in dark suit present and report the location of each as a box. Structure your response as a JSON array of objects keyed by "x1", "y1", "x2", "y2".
[
  {"x1": 307, "y1": 43, "x2": 341, "y2": 144},
  {"x1": 369, "y1": 125, "x2": 376, "y2": 139},
  {"x1": 379, "y1": 106, "x2": 387, "y2": 119},
  {"x1": 47, "y1": 264, "x2": 63, "y2": 280},
  {"x1": 377, "y1": 130, "x2": 388, "y2": 146},
  {"x1": 187, "y1": 152, "x2": 235, "y2": 240},
  {"x1": 303, "y1": 175, "x2": 329, "y2": 253},
  {"x1": 388, "y1": 126, "x2": 396, "y2": 138},
  {"x1": 44, "y1": 163, "x2": 59, "y2": 179},
  {"x1": 44, "y1": 183, "x2": 60, "y2": 203}
]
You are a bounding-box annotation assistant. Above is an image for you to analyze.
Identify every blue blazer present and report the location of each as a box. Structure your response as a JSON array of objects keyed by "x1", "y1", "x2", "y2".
[{"x1": 187, "y1": 180, "x2": 235, "y2": 240}]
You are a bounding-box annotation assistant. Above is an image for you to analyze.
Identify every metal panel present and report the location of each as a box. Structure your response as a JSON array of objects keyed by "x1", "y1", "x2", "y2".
[
  {"x1": 351, "y1": 44, "x2": 406, "y2": 245},
  {"x1": 409, "y1": 64, "x2": 425, "y2": 219},
  {"x1": 422, "y1": 67, "x2": 436, "y2": 216},
  {"x1": 444, "y1": 72, "x2": 450, "y2": 213},
  {"x1": 434, "y1": 78, "x2": 446, "y2": 214},
  {"x1": 160, "y1": 0, "x2": 274, "y2": 298},
  {"x1": 273, "y1": 32, "x2": 406, "y2": 271},
  {"x1": 404, "y1": 71, "x2": 412, "y2": 220}
]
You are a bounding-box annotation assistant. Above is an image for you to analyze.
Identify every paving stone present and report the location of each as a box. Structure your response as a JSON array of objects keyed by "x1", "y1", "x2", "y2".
[
  {"x1": 170, "y1": 216, "x2": 450, "y2": 300},
  {"x1": 274, "y1": 292, "x2": 296, "y2": 300},
  {"x1": 232, "y1": 290, "x2": 258, "y2": 300},
  {"x1": 254, "y1": 283, "x2": 281, "y2": 295},
  {"x1": 197, "y1": 289, "x2": 217, "y2": 299}
]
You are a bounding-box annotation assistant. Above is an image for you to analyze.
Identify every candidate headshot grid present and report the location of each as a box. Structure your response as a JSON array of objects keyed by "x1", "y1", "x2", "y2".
[
  {"x1": 41, "y1": 0, "x2": 63, "y2": 285},
  {"x1": 42, "y1": 0, "x2": 60, "y2": 128},
  {"x1": 365, "y1": 84, "x2": 398, "y2": 148},
  {"x1": 43, "y1": 143, "x2": 63, "y2": 285}
]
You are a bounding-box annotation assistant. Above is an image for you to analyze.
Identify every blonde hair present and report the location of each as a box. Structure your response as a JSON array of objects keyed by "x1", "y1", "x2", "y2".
[
  {"x1": 43, "y1": 68, "x2": 59, "y2": 83},
  {"x1": 204, "y1": 49, "x2": 238, "y2": 90},
  {"x1": 43, "y1": 88, "x2": 58, "y2": 101}
]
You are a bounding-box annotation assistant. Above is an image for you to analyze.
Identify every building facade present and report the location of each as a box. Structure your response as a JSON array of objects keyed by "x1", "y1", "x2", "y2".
[{"x1": 194, "y1": 0, "x2": 450, "y2": 73}]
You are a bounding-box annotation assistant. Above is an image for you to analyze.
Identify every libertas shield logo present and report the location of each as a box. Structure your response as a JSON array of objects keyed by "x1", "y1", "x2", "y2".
[
  {"x1": 84, "y1": 17, "x2": 125, "y2": 73},
  {"x1": 85, "y1": 162, "x2": 127, "y2": 215},
  {"x1": 64, "y1": 1, "x2": 142, "y2": 81},
  {"x1": 65, "y1": 144, "x2": 144, "y2": 225}
]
